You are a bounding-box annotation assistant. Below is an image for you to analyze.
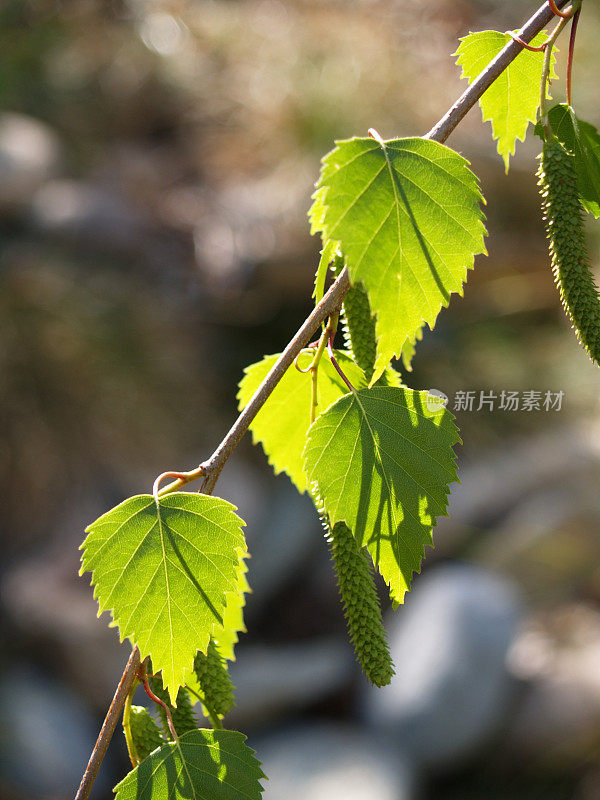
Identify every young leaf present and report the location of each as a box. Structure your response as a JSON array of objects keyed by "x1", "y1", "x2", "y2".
[
  {"x1": 237, "y1": 349, "x2": 366, "y2": 493},
  {"x1": 542, "y1": 104, "x2": 600, "y2": 218},
  {"x1": 80, "y1": 492, "x2": 246, "y2": 702},
  {"x1": 303, "y1": 387, "x2": 459, "y2": 603},
  {"x1": 114, "y1": 729, "x2": 265, "y2": 800},
  {"x1": 313, "y1": 239, "x2": 339, "y2": 303},
  {"x1": 455, "y1": 30, "x2": 556, "y2": 171},
  {"x1": 310, "y1": 136, "x2": 486, "y2": 383}
]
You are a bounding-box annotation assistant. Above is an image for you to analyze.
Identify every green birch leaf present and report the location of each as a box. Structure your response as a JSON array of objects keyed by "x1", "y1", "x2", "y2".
[
  {"x1": 114, "y1": 729, "x2": 265, "y2": 800},
  {"x1": 455, "y1": 30, "x2": 556, "y2": 171},
  {"x1": 237, "y1": 349, "x2": 366, "y2": 493},
  {"x1": 213, "y1": 551, "x2": 250, "y2": 662},
  {"x1": 80, "y1": 492, "x2": 246, "y2": 702},
  {"x1": 543, "y1": 104, "x2": 600, "y2": 218},
  {"x1": 303, "y1": 387, "x2": 459, "y2": 603},
  {"x1": 310, "y1": 136, "x2": 486, "y2": 383}
]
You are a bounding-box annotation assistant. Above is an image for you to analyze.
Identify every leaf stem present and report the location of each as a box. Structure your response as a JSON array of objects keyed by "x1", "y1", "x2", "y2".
[
  {"x1": 567, "y1": 6, "x2": 581, "y2": 106},
  {"x1": 539, "y1": 12, "x2": 574, "y2": 136},
  {"x1": 140, "y1": 667, "x2": 179, "y2": 743},
  {"x1": 327, "y1": 330, "x2": 355, "y2": 393},
  {"x1": 309, "y1": 315, "x2": 338, "y2": 423},
  {"x1": 549, "y1": 0, "x2": 574, "y2": 18}
]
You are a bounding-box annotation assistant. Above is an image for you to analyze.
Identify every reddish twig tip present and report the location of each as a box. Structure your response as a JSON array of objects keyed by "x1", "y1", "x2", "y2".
[
  {"x1": 567, "y1": 8, "x2": 580, "y2": 106},
  {"x1": 549, "y1": 0, "x2": 572, "y2": 18},
  {"x1": 327, "y1": 333, "x2": 355, "y2": 393},
  {"x1": 140, "y1": 668, "x2": 179, "y2": 742}
]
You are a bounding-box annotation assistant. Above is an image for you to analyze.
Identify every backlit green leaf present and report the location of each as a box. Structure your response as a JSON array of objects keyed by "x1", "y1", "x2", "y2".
[
  {"x1": 303, "y1": 387, "x2": 459, "y2": 603},
  {"x1": 237, "y1": 349, "x2": 366, "y2": 493},
  {"x1": 81, "y1": 492, "x2": 246, "y2": 701},
  {"x1": 114, "y1": 729, "x2": 265, "y2": 800},
  {"x1": 455, "y1": 30, "x2": 556, "y2": 171},
  {"x1": 310, "y1": 136, "x2": 486, "y2": 383},
  {"x1": 214, "y1": 551, "x2": 250, "y2": 662}
]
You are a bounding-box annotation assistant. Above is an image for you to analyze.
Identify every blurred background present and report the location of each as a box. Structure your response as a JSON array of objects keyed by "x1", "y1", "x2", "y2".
[{"x1": 2, "y1": 0, "x2": 600, "y2": 798}]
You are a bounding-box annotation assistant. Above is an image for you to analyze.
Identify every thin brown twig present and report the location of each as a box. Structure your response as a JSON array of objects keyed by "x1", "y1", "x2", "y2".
[
  {"x1": 74, "y1": 647, "x2": 142, "y2": 800},
  {"x1": 74, "y1": 1, "x2": 573, "y2": 797},
  {"x1": 427, "y1": 0, "x2": 571, "y2": 142}
]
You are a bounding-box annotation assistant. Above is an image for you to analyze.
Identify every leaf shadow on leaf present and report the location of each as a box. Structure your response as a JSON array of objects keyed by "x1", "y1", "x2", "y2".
[
  {"x1": 388, "y1": 152, "x2": 450, "y2": 303},
  {"x1": 354, "y1": 391, "x2": 440, "y2": 592},
  {"x1": 162, "y1": 515, "x2": 224, "y2": 629}
]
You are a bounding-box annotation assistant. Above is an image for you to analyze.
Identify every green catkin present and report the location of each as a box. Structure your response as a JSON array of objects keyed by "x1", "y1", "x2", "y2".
[
  {"x1": 327, "y1": 521, "x2": 395, "y2": 687},
  {"x1": 193, "y1": 638, "x2": 235, "y2": 717},
  {"x1": 148, "y1": 674, "x2": 197, "y2": 737},
  {"x1": 341, "y1": 282, "x2": 378, "y2": 383},
  {"x1": 128, "y1": 705, "x2": 164, "y2": 761},
  {"x1": 538, "y1": 138, "x2": 600, "y2": 364}
]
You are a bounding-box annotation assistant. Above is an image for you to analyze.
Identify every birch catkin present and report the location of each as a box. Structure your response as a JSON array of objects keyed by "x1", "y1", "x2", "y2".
[
  {"x1": 538, "y1": 138, "x2": 600, "y2": 364},
  {"x1": 128, "y1": 706, "x2": 163, "y2": 761},
  {"x1": 193, "y1": 638, "x2": 235, "y2": 717},
  {"x1": 327, "y1": 521, "x2": 394, "y2": 687}
]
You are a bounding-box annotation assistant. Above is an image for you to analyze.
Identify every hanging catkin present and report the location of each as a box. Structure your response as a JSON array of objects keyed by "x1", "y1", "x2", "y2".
[
  {"x1": 538, "y1": 138, "x2": 600, "y2": 364},
  {"x1": 128, "y1": 705, "x2": 164, "y2": 761},
  {"x1": 327, "y1": 521, "x2": 394, "y2": 687},
  {"x1": 342, "y1": 282, "x2": 378, "y2": 383},
  {"x1": 193, "y1": 638, "x2": 235, "y2": 717}
]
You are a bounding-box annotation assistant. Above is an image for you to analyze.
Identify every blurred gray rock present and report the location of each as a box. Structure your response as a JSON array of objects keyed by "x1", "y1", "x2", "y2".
[
  {"x1": 0, "y1": 113, "x2": 61, "y2": 207},
  {"x1": 0, "y1": 666, "x2": 113, "y2": 799},
  {"x1": 506, "y1": 604, "x2": 600, "y2": 767},
  {"x1": 227, "y1": 639, "x2": 353, "y2": 726},
  {"x1": 362, "y1": 563, "x2": 522, "y2": 769},
  {"x1": 30, "y1": 179, "x2": 147, "y2": 251},
  {"x1": 254, "y1": 723, "x2": 415, "y2": 800}
]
